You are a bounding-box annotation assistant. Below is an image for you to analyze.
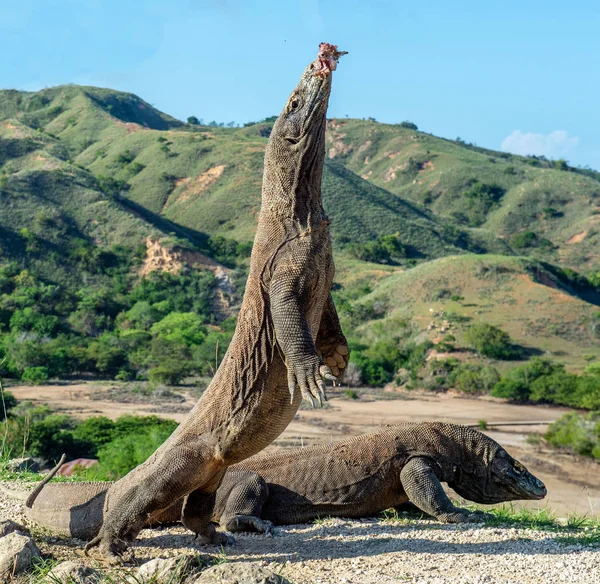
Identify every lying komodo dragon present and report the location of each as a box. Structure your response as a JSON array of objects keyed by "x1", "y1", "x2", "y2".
[
  {"x1": 82, "y1": 43, "x2": 349, "y2": 563},
  {"x1": 3, "y1": 423, "x2": 546, "y2": 540}
]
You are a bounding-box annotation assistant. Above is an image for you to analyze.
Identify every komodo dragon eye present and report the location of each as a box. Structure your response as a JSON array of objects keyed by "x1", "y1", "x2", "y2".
[{"x1": 291, "y1": 99, "x2": 299, "y2": 109}]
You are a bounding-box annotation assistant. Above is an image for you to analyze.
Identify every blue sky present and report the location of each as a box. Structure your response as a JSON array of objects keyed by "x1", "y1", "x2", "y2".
[{"x1": 2, "y1": 1, "x2": 599, "y2": 168}]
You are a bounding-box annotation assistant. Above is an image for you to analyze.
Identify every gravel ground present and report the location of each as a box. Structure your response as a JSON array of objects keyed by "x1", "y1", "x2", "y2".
[{"x1": 2, "y1": 480, "x2": 599, "y2": 584}]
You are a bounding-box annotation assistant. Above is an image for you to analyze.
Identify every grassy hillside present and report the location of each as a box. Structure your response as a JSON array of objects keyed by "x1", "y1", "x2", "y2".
[
  {"x1": 0, "y1": 85, "x2": 599, "y2": 399},
  {"x1": 326, "y1": 119, "x2": 600, "y2": 271},
  {"x1": 354, "y1": 255, "x2": 600, "y2": 371}
]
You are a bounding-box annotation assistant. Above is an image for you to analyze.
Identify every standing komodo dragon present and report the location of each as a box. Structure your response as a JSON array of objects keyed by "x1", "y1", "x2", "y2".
[
  {"x1": 3, "y1": 423, "x2": 546, "y2": 539},
  {"x1": 84, "y1": 43, "x2": 349, "y2": 562}
]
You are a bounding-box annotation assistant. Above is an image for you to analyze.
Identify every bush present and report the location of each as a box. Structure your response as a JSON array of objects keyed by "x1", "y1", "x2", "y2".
[
  {"x1": 453, "y1": 364, "x2": 500, "y2": 394},
  {"x1": 464, "y1": 324, "x2": 518, "y2": 360},
  {"x1": 21, "y1": 366, "x2": 49, "y2": 384},
  {"x1": 28, "y1": 413, "x2": 84, "y2": 463},
  {"x1": 347, "y1": 232, "x2": 407, "y2": 264},
  {"x1": 490, "y1": 358, "x2": 600, "y2": 409},
  {"x1": 91, "y1": 422, "x2": 177, "y2": 479},
  {"x1": 491, "y1": 358, "x2": 561, "y2": 401},
  {"x1": 510, "y1": 231, "x2": 554, "y2": 250},
  {"x1": 545, "y1": 412, "x2": 600, "y2": 459},
  {"x1": 400, "y1": 121, "x2": 418, "y2": 131}
]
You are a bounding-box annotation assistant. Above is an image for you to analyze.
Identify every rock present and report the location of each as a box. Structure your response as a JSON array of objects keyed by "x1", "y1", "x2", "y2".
[
  {"x1": 44, "y1": 561, "x2": 102, "y2": 583},
  {"x1": 134, "y1": 555, "x2": 203, "y2": 583},
  {"x1": 5, "y1": 457, "x2": 40, "y2": 473},
  {"x1": 191, "y1": 562, "x2": 290, "y2": 584},
  {"x1": 0, "y1": 532, "x2": 41, "y2": 579},
  {"x1": 0, "y1": 520, "x2": 29, "y2": 538}
]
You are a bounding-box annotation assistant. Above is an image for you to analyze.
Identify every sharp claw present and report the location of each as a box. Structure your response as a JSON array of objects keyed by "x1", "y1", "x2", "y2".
[{"x1": 324, "y1": 373, "x2": 337, "y2": 382}]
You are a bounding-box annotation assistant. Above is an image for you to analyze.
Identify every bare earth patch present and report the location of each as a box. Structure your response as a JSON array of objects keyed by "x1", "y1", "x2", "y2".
[
  {"x1": 176, "y1": 164, "x2": 226, "y2": 204},
  {"x1": 566, "y1": 230, "x2": 588, "y2": 244}
]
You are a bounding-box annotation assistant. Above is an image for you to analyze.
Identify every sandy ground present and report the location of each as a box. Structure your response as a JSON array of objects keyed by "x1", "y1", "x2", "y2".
[
  {"x1": 3, "y1": 382, "x2": 600, "y2": 583},
  {"x1": 2, "y1": 498, "x2": 599, "y2": 584},
  {"x1": 8, "y1": 382, "x2": 600, "y2": 518}
]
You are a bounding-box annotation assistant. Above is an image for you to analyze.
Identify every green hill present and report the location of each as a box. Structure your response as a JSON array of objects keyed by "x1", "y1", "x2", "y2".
[
  {"x1": 326, "y1": 119, "x2": 600, "y2": 271},
  {"x1": 0, "y1": 85, "x2": 599, "y2": 398}
]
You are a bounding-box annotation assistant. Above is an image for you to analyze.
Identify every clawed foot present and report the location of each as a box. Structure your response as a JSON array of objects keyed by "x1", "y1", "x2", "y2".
[
  {"x1": 195, "y1": 524, "x2": 236, "y2": 546},
  {"x1": 322, "y1": 343, "x2": 349, "y2": 385},
  {"x1": 224, "y1": 514, "x2": 274, "y2": 536},
  {"x1": 287, "y1": 358, "x2": 333, "y2": 408},
  {"x1": 84, "y1": 534, "x2": 134, "y2": 566},
  {"x1": 441, "y1": 510, "x2": 492, "y2": 524}
]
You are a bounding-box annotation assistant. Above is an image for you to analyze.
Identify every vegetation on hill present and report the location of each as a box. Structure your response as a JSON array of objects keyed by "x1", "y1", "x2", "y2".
[
  {"x1": 545, "y1": 411, "x2": 600, "y2": 460},
  {"x1": 1, "y1": 85, "x2": 599, "y2": 411}
]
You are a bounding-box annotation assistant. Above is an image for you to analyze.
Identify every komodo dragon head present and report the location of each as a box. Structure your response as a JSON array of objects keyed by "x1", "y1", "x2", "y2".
[
  {"x1": 444, "y1": 429, "x2": 547, "y2": 504},
  {"x1": 263, "y1": 43, "x2": 346, "y2": 215}
]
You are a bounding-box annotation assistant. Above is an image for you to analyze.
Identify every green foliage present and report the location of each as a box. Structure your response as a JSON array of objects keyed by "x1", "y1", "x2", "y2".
[
  {"x1": 491, "y1": 357, "x2": 600, "y2": 409},
  {"x1": 400, "y1": 121, "x2": 418, "y2": 130},
  {"x1": 347, "y1": 232, "x2": 407, "y2": 264},
  {"x1": 150, "y1": 312, "x2": 206, "y2": 346},
  {"x1": 1, "y1": 393, "x2": 179, "y2": 473},
  {"x1": 545, "y1": 412, "x2": 600, "y2": 459},
  {"x1": 461, "y1": 181, "x2": 505, "y2": 226},
  {"x1": 0, "y1": 390, "x2": 17, "y2": 420},
  {"x1": 21, "y1": 366, "x2": 49, "y2": 384},
  {"x1": 511, "y1": 231, "x2": 554, "y2": 250},
  {"x1": 27, "y1": 413, "x2": 82, "y2": 463},
  {"x1": 453, "y1": 363, "x2": 500, "y2": 394},
  {"x1": 350, "y1": 339, "x2": 432, "y2": 387},
  {"x1": 207, "y1": 236, "x2": 252, "y2": 266},
  {"x1": 88, "y1": 418, "x2": 178, "y2": 479},
  {"x1": 464, "y1": 323, "x2": 518, "y2": 360}
]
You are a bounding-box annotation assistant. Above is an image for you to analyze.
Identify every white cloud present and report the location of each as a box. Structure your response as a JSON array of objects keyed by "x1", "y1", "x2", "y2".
[{"x1": 500, "y1": 130, "x2": 579, "y2": 160}]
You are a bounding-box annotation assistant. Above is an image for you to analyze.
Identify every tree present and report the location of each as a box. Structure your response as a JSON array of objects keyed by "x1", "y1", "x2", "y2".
[
  {"x1": 187, "y1": 116, "x2": 200, "y2": 125},
  {"x1": 464, "y1": 324, "x2": 518, "y2": 360},
  {"x1": 400, "y1": 121, "x2": 418, "y2": 130}
]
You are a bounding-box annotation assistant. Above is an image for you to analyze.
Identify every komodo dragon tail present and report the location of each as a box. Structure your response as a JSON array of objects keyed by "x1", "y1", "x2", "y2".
[
  {"x1": 25, "y1": 454, "x2": 66, "y2": 508},
  {"x1": 0, "y1": 454, "x2": 65, "y2": 504}
]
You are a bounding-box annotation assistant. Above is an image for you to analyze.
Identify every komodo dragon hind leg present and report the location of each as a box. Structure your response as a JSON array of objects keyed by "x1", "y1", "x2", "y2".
[
  {"x1": 86, "y1": 433, "x2": 230, "y2": 564},
  {"x1": 218, "y1": 470, "x2": 273, "y2": 535},
  {"x1": 182, "y1": 468, "x2": 234, "y2": 546}
]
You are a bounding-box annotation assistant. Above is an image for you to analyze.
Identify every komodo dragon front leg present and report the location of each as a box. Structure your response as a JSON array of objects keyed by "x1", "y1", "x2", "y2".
[
  {"x1": 400, "y1": 457, "x2": 491, "y2": 523},
  {"x1": 269, "y1": 252, "x2": 338, "y2": 408}
]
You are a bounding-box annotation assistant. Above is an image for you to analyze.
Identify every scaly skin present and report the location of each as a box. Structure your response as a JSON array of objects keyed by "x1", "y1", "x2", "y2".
[
  {"x1": 4, "y1": 423, "x2": 546, "y2": 540},
  {"x1": 84, "y1": 45, "x2": 348, "y2": 563},
  {"x1": 214, "y1": 422, "x2": 547, "y2": 529}
]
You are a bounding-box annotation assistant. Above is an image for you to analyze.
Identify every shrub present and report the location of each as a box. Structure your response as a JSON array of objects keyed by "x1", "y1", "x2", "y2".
[
  {"x1": 491, "y1": 358, "x2": 561, "y2": 401},
  {"x1": 21, "y1": 366, "x2": 49, "y2": 384},
  {"x1": 91, "y1": 423, "x2": 177, "y2": 479},
  {"x1": 400, "y1": 121, "x2": 418, "y2": 131},
  {"x1": 490, "y1": 358, "x2": 600, "y2": 409},
  {"x1": 347, "y1": 232, "x2": 407, "y2": 265},
  {"x1": 28, "y1": 413, "x2": 83, "y2": 462},
  {"x1": 545, "y1": 412, "x2": 600, "y2": 459},
  {"x1": 453, "y1": 364, "x2": 500, "y2": 394},
  {"x1": 510, "y1": 231, "x2": 554, "y2": 250},
  {"x1": 464, "y1": 324, "x2": 518, "y2": 360}
]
